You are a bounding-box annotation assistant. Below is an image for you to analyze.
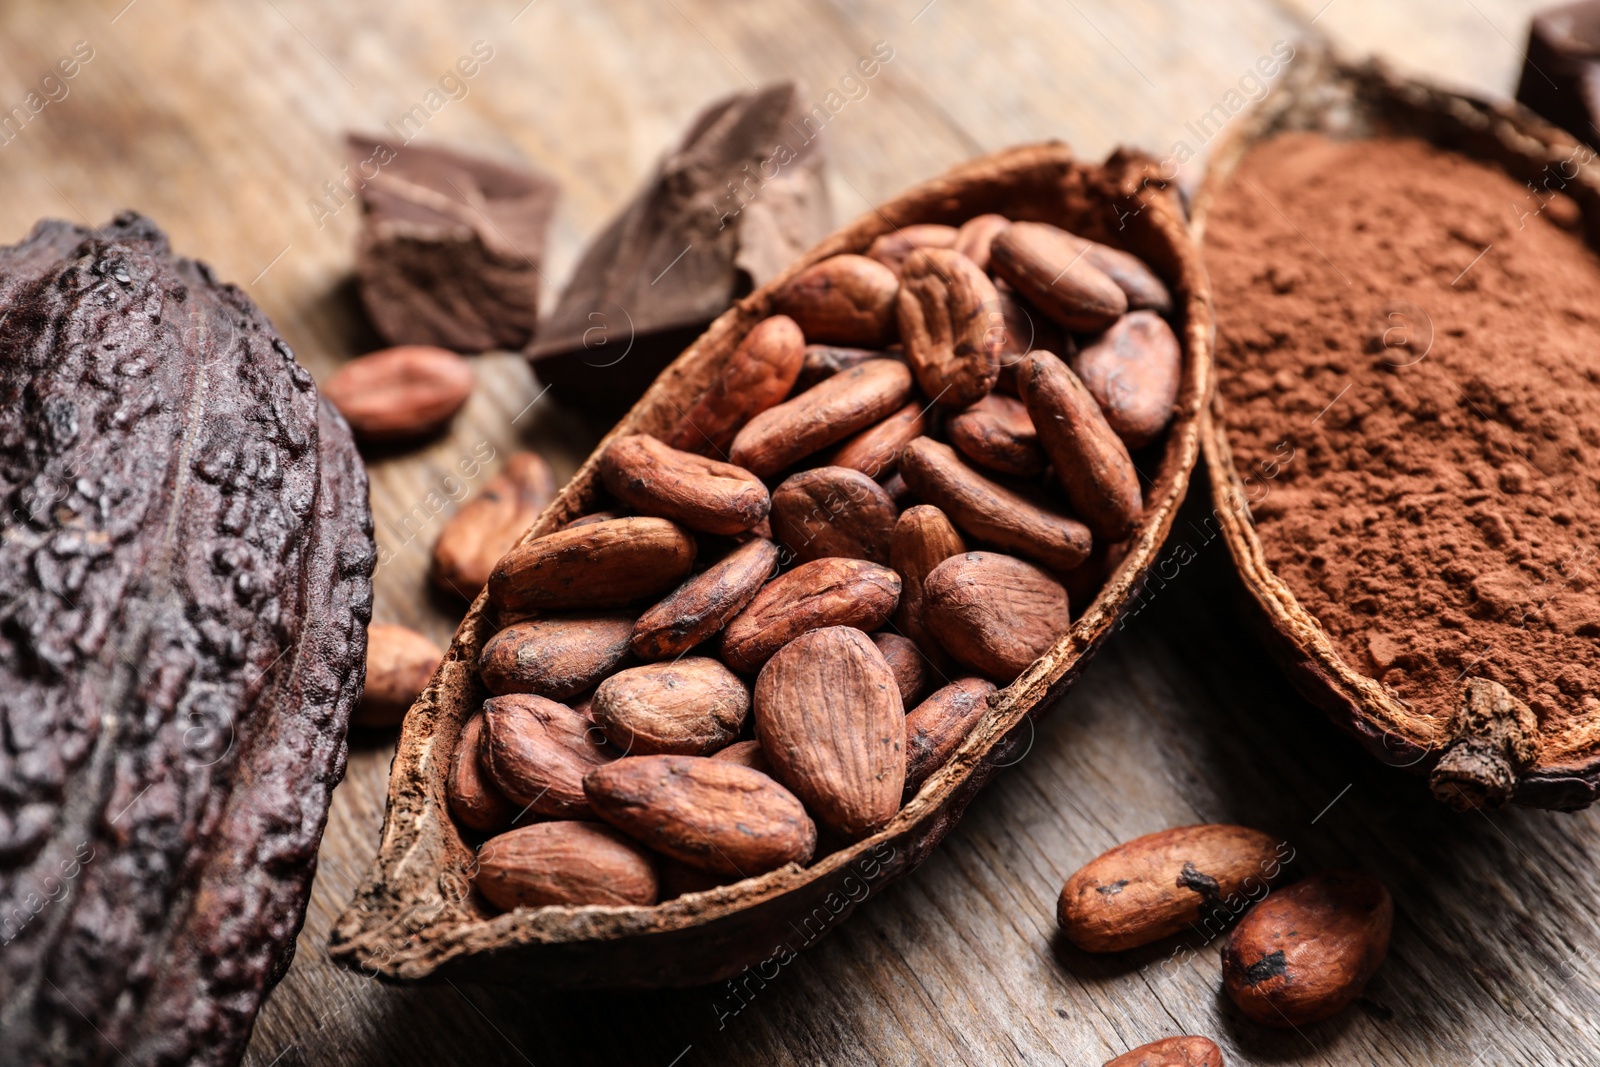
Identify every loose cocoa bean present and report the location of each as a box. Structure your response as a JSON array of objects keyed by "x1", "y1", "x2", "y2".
[
  {"x1": 474, "y1": 822, "x2": 659, "y2": 909},
  {"x1": 770, "y1": 253, "x2": 900, "y2": 347},
  {"x1": 721, "y1": 557, "x2": 901, "y2": 673},
  {"x1": 479, "y1": 614, "x2": 635, "y2": 699},
  {"x1": 591, "y1": 658, "x2": 750, "y2": 756},
  {"x1": 356, "y1": 623, "x2": 442, "y2": 727},
  {"x1": 867, "y1": 223, "x2": 959, "y2": 273},
  {"x1": 432, "y1": 451, "x2": 557, "y2": 596},
  {"x1": 953, "y1": 213, "x2": 1011, "y2": 271},
  {"x1": 322, "y1": 344, "x2": 474, "y2": 442},
  {"x1": 898, "y1": 437, "x2": 1092, "y2": 573},
  {"x1": 730, "y1": 358, "x2": 914, "y2": 478},
  {"x1": 488, "y1": 516, "x2": 696, "y2": 613},
  {"x1": 710, "y1": 739, "x2": 772, "y2": 776},
  {"x1": 1072, "y1": 311, "x2": 1182, "y2": 448},
  {"x1": 946, "y1": 392, "x2": 1045, "y2": 477},
  {"x1": 755, "y1": 626, "x2": 906, "y2": 839},
  {"x1": 872, "y1": 631, "x2": 932, "y2": 708},
  {"x1": 565, "y1": 510, "x2": 622, "y2": 529},
  {"x1": 896, "y1": 247, "x2": 1004, "y2": 408},
  {"x1": 1058, "y1": 824, "x2": 1289, "y2": 953},
  {"x1": 890, "y1": 505, "x2": 966, "y2": 673},
  {"x1": 630, "y1": 538, "x2": 780, "y2": 660},
  {"x1": 585, "y1": 755, "x2": 816, "y2": 876},
  {"x1": 995, "y1": 286, "x2": 1071, "y2": 395},
  {"x1": 1079, "y1": 241, "x2": 1173, "y2": 315},
  {"x1": 796, "y1": 343, "x2": 898, "y2": 391},
  {"x1": 770, "y1": 466, "x2": 898, "y2": 565},
  {"x1": 923, "y1": 552, "x2": 1069, "y2": 682},
  {"x1": 882, "y1": 471, "x2": 916, "y2": 509},
  {"x1": 903, "y1": 677, "x2": 996, "y2": 794},
  {"x1": 1018, "y1": 350, "x2": 1144, "y2": 542},
  {"x1": 448, "y1": 713, "x2": 515, "y2": 833},
  {"x1": 1222, "y1": 870, "x2": 1392, "y2": 1027},
  {"x1": 600, "y1": 433, "x2": 770, "y2": 535},
  {"x1": 989, "y1": 222, "x2": 1127, "y2": 331},
  {"x1": 481, "y1": 693, "x2": 615, "y2": 817},
  {"x1": 666, "y1": 314, "x2": 806, "y2": 455},
  {"x1": 1104, "y1": 1036, "x2": 1223, "y2": 1067},
  {"x1": 829, "y1": 401, "x2": 927, "y2": 478}
]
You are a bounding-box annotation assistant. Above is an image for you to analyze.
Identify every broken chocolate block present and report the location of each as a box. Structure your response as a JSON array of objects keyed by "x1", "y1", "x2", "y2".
[
  {"x1": 1518, "y1": 1, "x2": 1600, "y2": 146},
  {"x1": 350, "y1": 134, "x2": 559, "y2": 353},
  {"x1": 0, "y1": 214, "x2": 375, "y2": 1066}
]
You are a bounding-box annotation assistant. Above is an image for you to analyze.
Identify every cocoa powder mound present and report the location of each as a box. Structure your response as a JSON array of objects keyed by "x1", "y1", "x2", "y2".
[{"x1": 1208, "y1": 132, "x2": 1600, "y2": 742}]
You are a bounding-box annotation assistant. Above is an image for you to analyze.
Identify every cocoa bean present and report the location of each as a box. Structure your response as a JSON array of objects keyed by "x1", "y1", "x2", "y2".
[
  {"x1": 1018, "y1": 350, "x2": 1144, "y2": 542},
  {"x1": 488, "y1": 516, "x2": 696, "y2": 613},
  {"x1": 474, "y1": 822, "x2": 659, "y2": 909},
  {"x1": 867, "y1": 223, "x2": 959, "y2": 273},
  {"x1": 321, "y1": 344, "x2": 474, "y2": 442},
  {"x1": 1104, "y1": 1036, "x2": 1223, "y2": 1067},
  {"x1": 448, "y1": 713, "x2": 515, "y2": 834},
  {"x1": 1079, "y1": 241, "x2": 1173, "y2": 315},
  {"x1": 1058, "y1": 824, "x2": 1289, "y2": 952},
  {"x1": 710, "y1": 739, "x2": 772, "y2": 776},
  {"x1": 479, "y1": 614, "x2": 635, "y2": 699},
  {"x1": 796, "y1": 343, "x2": 899, "y2": 391},
  {"x1": 770, "y1": 466, "x2": 898, "y2": 565},
  {"x1": 995, "y1": 286, "x2": 1071, "y2": 395},
  {"x1": 600, "y1": 433, "x2": 770, "y2": 535},
  {"x1": 896, "y1": 247, "x2": 1004, "y2": 408},
  {"x1": 565, "y1": 510, "x2": 622, "y2": 529},
  {"x1": 1222, "y1": 870, "x2": 1392, "y2": 1027},
  {"x1": 1072, "y1": 310, "x2": 1182, "y2": 449},
  {"x1": 904, "y1": 677, "x2": 996, "y2": 794},
  {"x1": 585, "y1": 755, "x2": 816, "y2": 876},
  {"x1": 630, "y1": 538, "x2": 780, "y2": 660},
  {"x1": 754, "y1": 626, "x2": 906, "y2": 838},
  {"x1": 720, "y1": 557, "x2": 901, "y2": 673},
  {"x1": 730, "y1": 358, "x2": 914, "y2": 478},
  {"x1": 871, "y1": 631, "x2": 931, "y2": 707},
  {"x1": 953, "y1": 213, "x2": 1011, "y2": 272},
  {"x1": 432, "y1": 451, "x2": 557, "y2": 596},
  {"x1": 591, "y1": 657, "x2": 750, "y2": 756},
  {"x1": 922, "y1": 551, "x2": 1069, "y2": 682},
  {"x1": 882, "y1": 471, "x2": 916, "y2": 509},
  {"x1": 666, "y1": 314, "x2": 806, "y2": 455},
  {"x1": 890, "y1": 504, "x2": 966, "y2": 673},
  {"x1": 898, "y1": 437, "x2": 1092, "y2": 573},
  {"x1": 770, "y1": 254, "x2": 900, "y2": 347},
  {"x1": 829, "y1": 401, "x2": 928, "y2": 478},
  {"x1": 356, "y1": 623, "x2": 442, "y2": 727},
  {"x1": 481, "y1": 693, "x2": 615, "y2": 817},
  {"x1": 989, "y1": 222, "x2": 1127, "y2": 331},
  {"x1": 946, "y1": 392, "x2": 1045, "y2": 477}
]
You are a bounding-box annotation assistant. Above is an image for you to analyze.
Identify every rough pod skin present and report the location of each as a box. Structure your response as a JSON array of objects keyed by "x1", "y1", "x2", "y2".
[
  {"x1": 896, "y1": 246, "x2": 1004, "y2": 408},
  {"x1": 1057, "y1": 824, "x2": 1291, "y2": 952},
  {"x1": 667, "y1": 314, "x2": 806, "y2": 455},
  {"x1": 473, "y1": 822, "x2": 659, "y2": 909},
  {"x1": 754, "y1": 626, "x2": 906, "y2": 839},
  {"x1": 432, "y1": 451, "x2": 557, "y2": 596},
  {"x1": 1103, "y1": 1036, "x2": 1224, "y2": 1067},
  {"x1": 488, "y1": 516, "x2": 696, "y2": 614},
  {"x1": 769, "y1": 253, "x2": 901, "y2": 347},
  {"x1": 0, "y1": 214, "x2": 375, "y2": 1067},
  {"x1": 1222, "y1": 870, "x2": 1393, "y2": 1027},
  {"x1": 585, "y1": 755, "x2": 817, "y2": 876},
  {"x1": 356, "y1": 623, "x2": 444, "y2": 727},
  {"x1": 320, "y1": 343, "x2": 475, "y2": 442},
  {"x1": 922, "y1": 552, "x2": 1070, "y2": 683},
  {"x1": 599, "y1": 433, "x2": 770, "y2": 535}
]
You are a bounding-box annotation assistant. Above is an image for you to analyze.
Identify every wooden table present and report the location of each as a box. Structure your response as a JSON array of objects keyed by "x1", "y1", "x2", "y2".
[{"x1": 4, "y1": 1, "x2": 1595, "y2": 1063}]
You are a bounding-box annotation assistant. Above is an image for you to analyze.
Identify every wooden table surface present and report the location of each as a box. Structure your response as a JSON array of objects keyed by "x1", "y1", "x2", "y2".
[{"x1": 4, "y1": 1, "x2": 1595, "y2": 1064}]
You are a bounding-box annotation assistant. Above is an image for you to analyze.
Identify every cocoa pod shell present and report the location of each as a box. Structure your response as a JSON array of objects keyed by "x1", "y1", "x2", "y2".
[
  {"x1": 770, "y1": 465, "x2": 897, "y2": 565},
  {"x1": 357, "y1": 623, "x2": 444, "y2": 727},
  {"x1": 946, "y1": 392, "x2": 1045, "y2": 477},
  {"x1": 720, "y1": 557, "x2": 901, "y2": 673},
  {"x1": 871, "y1": 631, "x2": 931, "y2": 708},
  {"x1": 770, "y1": 253, "x2": 900, "y2": 346},
  {"x1": 585, "y1": 755, "x2": 816, "y2": 876},
  {"x1": 592, "y1": 657, "x2": 750, "y2": 756},
  {"x1": 829, "y1": 400, "x2": 927, "y2": 478},
  {"x1": 667, "y1": 314, "x2": 805, "y2": 455},
  {"x1": 630, "y1": 538, "x2": 780, "y2": 660},
  {"x1": 1222, "y1": 870, "x2": 1392, "y2": 1027},
  {"x1": 923, "y1": 551, "x2": 1069, "y2": 683},
  {"x1": 449, "y1": 713, "x2": 515, "y2": 833},
  {"x1": 1058, "y1": 824, "x2": 1289, "y2": 953},
  {"x1": 600, "y1": 433, "x2": 770, "y2": 535},
  {"x1": 899, "y1": 437, "x2": 1091, "y2": 574},
  {"x1": 1018, "y1": 350, "x2": 1144, "y2": 542},
  {"x1": 488, "y1": 516, "x2": 696, "y2": 613},
  {"x1": 474, "y1": 822, "x2": 659, "y2": 909},
  {"x1": 730, "y1": 358, "x2": 914, "y2": 478},
  {"x1": 754, "y1": 626, "x2": 906, "y2": 839},
  {"x1": 1072, "y1": 311, "x2": 1182, "y2": 449},
  {"x1": 479, "y1": 614, "x2": 635, "y2": 699},
  {"x1": 1104, "y1": 1036, "x2": 1223, "y2": 1067},
  {"x1": 896, "y1": 247, "x2": 1004, "y2": 408},
  {"x1": 867, "y1": 223, "x2": 958, "y2": 273},
  {"x1": 989, "y1": 222, "x2": 1128, "y2": 331},
  {"x1": 322, "y1": 344, "x2": 474, "y2": 442},
  {"x1": 432, "y1": 451, "x2": 558, "y2": 597},
  {"x1": 481, "y1": 693, "x2": 615, "y2": 817},
  {"x1": 904, "y1": 677, "x2": 997, "y2": 795}
]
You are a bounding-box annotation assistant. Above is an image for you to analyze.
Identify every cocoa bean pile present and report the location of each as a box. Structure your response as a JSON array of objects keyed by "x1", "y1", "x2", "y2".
[{"x1": 453, "y1": 215, "x2": 1184, "y2": 909}]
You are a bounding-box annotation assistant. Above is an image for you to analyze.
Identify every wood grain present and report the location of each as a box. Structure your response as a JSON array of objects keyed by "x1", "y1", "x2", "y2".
[{"x1": 0, "y1": 0, "x2": 1589, "y2": 1064}]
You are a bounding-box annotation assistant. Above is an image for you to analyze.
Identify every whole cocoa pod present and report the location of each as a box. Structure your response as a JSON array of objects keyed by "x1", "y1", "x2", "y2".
[
  {"x1": 667, "y1": 314, "x2": 806, "y2": 455},
  {"x1": 770, "y1": 254, "x2": 900, "y2": 347},
  {"x1": 321, "y1": 344, "x2": 474, "y2": 442},
  {"x1": 474, "y1": 822, "x2": 659, "y2": 909},
  {"x1": 432, "y1": 451, "x2": 557, "y2": 596}
]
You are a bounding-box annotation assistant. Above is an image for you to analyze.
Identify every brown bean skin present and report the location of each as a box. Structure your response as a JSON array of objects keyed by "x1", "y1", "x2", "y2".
[
  {"x1": 769, "y1": 466, "x2": 898, "y2": 565},
  {"x1": 322, "y1": 344, "x2": 474, "y2": 442},
  {"x1": 946, "y1": 392, "x2": 1045, "y2": 478},
  {"x1": 952, "y1": 213, "x2": 1011, "y2": 272},
  {"x1": 720, "y1": 557, "x2": 901, "y2": 673},
  {"x1": 890, "y1": 504, "x2": 966, "y2": 675},
  {"x1": 599, "y1": 433, "x2": 770, "y2": 535},
  {"x1": 488, "y1": 517, "x2": 697, "y2": 614},
  {"x1": 896, "y1": 248, "x2": 1004, "y2": 409},
  {"x1": 667, "y1": 315, "x2": 806, "y2": 455},
  {"x1": 448, "y1": 713, "x2": 515, "y2": 833},
  {"x1": 829, "y1": 401, "x2": 927, "y2": 478},
  {"x1": 867, "y1": 223, "x2": 959, "y2": 273},
  {"x1": 903, "y1": 677, "x2": 996, "y2": 795},
  {"x1": 479, "y1": 614, "x2": 635, "y2": 699},
  {"x1": 871, "y1": 631, "x2": 932, "y2": 708},
  {"x1": 1103, "y1": 1036, "x2": 1223, "y2": 1067},
  {"x1": 356, "y1": 623, "x2": 443, "y2": 727},
  {"x1": 473, "y1": 822, "x2": 659, "y2": 909},
  {"x1": 770, "y1": 254, "x2": 900, "y2": 347},
  {"x1": 432, "y1": 452, "x2": 557, "y2": 597},
  {"x1": 481, "y1": 693, "x2": 615, "y2": 818},
  {"x1": 630, "y1": 538, "x2": 781, "y2": 661},
  {"x1": 1072, "y1": 310, "x2": 1182, "y2": 448},
  {"x1": 989, "y1": 222, "x2": 1127, "y2": 331},
  {"x1": 922, "y1": 552, "x2": 1069, "y2": 683},
  {"x1": 730, "y1": 359, "x2": 914, "y2": 479}
]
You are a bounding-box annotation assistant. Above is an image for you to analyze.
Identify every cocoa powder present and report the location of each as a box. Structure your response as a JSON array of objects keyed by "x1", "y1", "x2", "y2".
[{"x1": 1209, "y1": 133, "x2": 1600, "y2": 732}]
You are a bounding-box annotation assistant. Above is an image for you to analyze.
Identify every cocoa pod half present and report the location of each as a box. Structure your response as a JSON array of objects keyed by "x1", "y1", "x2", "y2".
[
  {"x1": 770, "y1": 253, "x2": 900, "y2": 346},
  {"x1": 730, "y1": 358, "x2": 914, "y2": 478},
  {"x1": 479, "y1": 614, "x2": 636, "y2": 699},
  {"x1": 989, "y1": 222, "x2": 1127, "y2": 331},
  {"x1": 1072, "y1": 310, "x2": 1182, "y2": 449},
  {"x1": 591, "y1": 657, "x2": 750, "y2": 756},
  {"x1": 904, "y1": 677, "x2": 997, "y2": 795},
  {"x1": 474, "y1": 822, "x2": 659, "y2": 909},
  {"x1": 721, "y1": 557, "x2": 901, "y2": 673},
  {"x1": 481, "y1": 693, "x2": 615, "y2": 817},
  {"x1": 896, "y1": 247, "x2": 1003, "y2": 409},
  {"x1": 1058, "y1": 824, "x2": 1289, "y2": 953},
  {"x1": 667, "y1": 314, "x2": 805, "y2": 455},
  {"x1": 630, "y1": 537, "x2": 780, "y2": 660},
  {"x1": 488, "y1": 516, "x2": 696, "y2": 613},
  {"x1": 322, "y1": 344, "x2": 474, "y2": 442},
  {"x1": 923, "y1": 552, "x2": 1069, "y2": 683},
  {"x1": 1222, "y1": 870, "x2": 1392, "y2": 1027},
  {"x1": 432, "y1": 451, "x2": 557, "y2": 597},
  {"x1": 770, "y1": 465, "x2": 898, "y2": 565},
  {"x1": 356, "y1": 623, "x2": 443, "y2": 727},
  {"x1": 600, "y1": 433, "x2": 770, "y2": 535},
  {"x1": 585, "y1": 755, "x2": 817, "y2": 876}
]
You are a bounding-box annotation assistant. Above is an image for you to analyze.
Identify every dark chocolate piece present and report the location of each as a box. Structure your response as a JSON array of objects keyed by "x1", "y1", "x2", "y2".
[
  {"x1": 350, "y1": 134, "x2": 559, "y2": 353},
  {"x1": 1518, "y1": 2, "x2": 1600, "y2": 146},
  {"x1": 0, "y1": 214, "x2": 375, "y2": 1067}
]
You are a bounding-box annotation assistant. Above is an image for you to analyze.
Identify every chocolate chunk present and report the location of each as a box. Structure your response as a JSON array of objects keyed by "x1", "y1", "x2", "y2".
[
  {"x1": 0, "y1": 214, "x2": 375, "y2": 1067},
  {"x1": 349, "y1": 133, "x2": 559, "y2": 352},
  {"x1": 1517, "y1": 2, "x2": 1600, "y2": 146}
]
